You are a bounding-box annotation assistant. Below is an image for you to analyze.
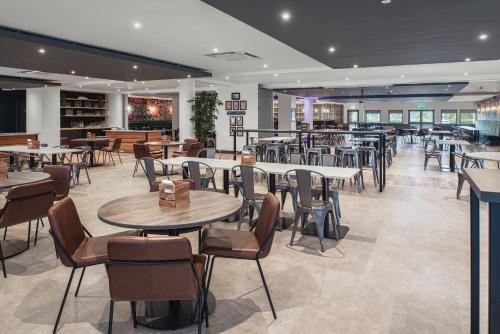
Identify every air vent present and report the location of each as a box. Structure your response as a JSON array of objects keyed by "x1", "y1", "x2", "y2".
[
  {"x1": 204, "y1": 51, "x2": 261, "y2": 61},
  {"x1": 18, "y1": 70, "x2": 49, "y2": 75}
]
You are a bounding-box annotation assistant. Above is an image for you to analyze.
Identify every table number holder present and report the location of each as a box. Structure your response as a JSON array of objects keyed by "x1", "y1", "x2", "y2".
[
  {"x1": 27, "y1": 139, "x2": 40, "y2": 149},
  {"x1": 158, "y1": 180, "x2": 190, "y2": 208},
  {"x1": 0, "y1": 162, "x2": 8, "y2": 180},
  {"x1": 241, "y1": 151, "x2": 256, "y2": 165}
]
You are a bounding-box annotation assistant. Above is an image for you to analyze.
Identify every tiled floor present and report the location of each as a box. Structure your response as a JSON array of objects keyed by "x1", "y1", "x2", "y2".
[{"x1": 0, "y1": 142, "x2": 495, "y2": 333}]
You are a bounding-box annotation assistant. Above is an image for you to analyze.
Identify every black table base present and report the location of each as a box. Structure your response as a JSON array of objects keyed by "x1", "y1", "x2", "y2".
[
  {"x1": 135, "y1": 292, "x2": 216, "y2": 330},
  {"x1": 301, "y1": 221, "x2": 350, "y2": 240}
]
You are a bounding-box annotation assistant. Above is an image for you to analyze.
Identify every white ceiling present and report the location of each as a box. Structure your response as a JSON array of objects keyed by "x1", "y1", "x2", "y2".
[{"x1": 0, "y1": 0, "x2": 499, "y2": 101}]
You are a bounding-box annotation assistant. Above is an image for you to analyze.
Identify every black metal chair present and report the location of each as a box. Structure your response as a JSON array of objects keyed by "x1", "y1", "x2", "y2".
[{"x1": 285, "y1": 169, "x2": 338, "y2": 252}]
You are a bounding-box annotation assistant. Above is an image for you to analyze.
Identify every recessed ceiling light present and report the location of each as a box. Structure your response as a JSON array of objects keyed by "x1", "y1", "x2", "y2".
[
  {"x1": 297, "y1": 80, "x2": 301, "y2": 83},
  {"x1": 44, "y1": 85, "x2": 48, "y2": 88},
  {"x1": 465, "y1": 58, "x2": 471, "y2": 62},
  {"x1": 107, "y1": 83, "x2": 111, "y2": 87},
  {"x1": 38, "y1": 48, "x2": 46, "y2": 54},
  {"x1": 381, "y1": 0, "x2": 391, "y2": 4},
  {"x1": 133, "y1": 65, "x2": 138, "y2": 70},
  {"x1": 389, "y1": 90, "x2": 393, "y2": 93},
  {"x1": 213, "y1": 48, "x2": 219, "y2": 53},
  {"x1": 133, "y1": 22, "x2": 142, "y2": 29},
  {"x1": 187, "y1": 74, "x2": 191, "y2": 78},
  {"x1": 145, "y1": 87, "x2": 149, "y2": 90},
  {"x1": 225, "y1": 76, "x2": 230, "y2": 80},
  {"x1": 133, "y1": 79, "x2": 137, "y2": 82},
  {"x1": 274, "y1": 73, "x2": 278, "y2": 77},
  {"x1": 464, "y1": 72, "x2": 469, "y2": 76},
  {"x1": 353, "y1": 64, "x2": 358, "y2": 68},
  {"x1": 71, "y1": 70, "x2": 76, "y2": 75},
  {"x1": 263, "y1": 64, "x2": 268, "y2": 68},
  {"x1": 141, "y1": 81, "x2": 145, "y2": 84},
  {"x1": 281, "y1": 11, "x2": 291, "y2": 21},
  {"x1": 117, "y1": 88, "x2": 121, "y2": 92},
  {"x1": 78, "y1": 85, "x2": 82, "y2": 88},
  {"x1": 328, "y1": 46, "x2": 336, "y2": 53},
  {"x1": 400, "y1": 75, "x2": 405, "y2": 78},
  {"x1": 345, "y1": 78, "x2": 349, "y2": 81},
  {"x1": 478, "y1": 33, "x2": 489, "y2": 41},
  {"x1": 85, "y1": 76, "x2": 89, "y2": 80},
  {"x1": 209, "y1": 84, "x2": 214, "y2": 87}
]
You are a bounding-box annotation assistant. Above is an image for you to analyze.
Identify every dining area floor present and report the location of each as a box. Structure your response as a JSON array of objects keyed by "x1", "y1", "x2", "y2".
[{"x1": 0, "y1": 143, "x2": 490, "y2": 334}]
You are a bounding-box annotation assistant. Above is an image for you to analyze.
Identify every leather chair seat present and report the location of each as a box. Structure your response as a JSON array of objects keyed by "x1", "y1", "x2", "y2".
[
  {"x1": 202, "y1": 228, "x2": 260, "y2": 259},
  {"x1": 73, "y1": 230, "x2": 140, "y2": 267}
]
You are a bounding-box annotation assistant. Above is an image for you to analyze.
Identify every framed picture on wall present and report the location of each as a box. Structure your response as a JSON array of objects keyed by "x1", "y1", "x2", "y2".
[
  {"x1": 239, "y1": 100, "x2": 247, "y2": 110},
  {"x1": 225, "y1": 101, "x2": 232, "y2": 110},
  {"x1": 231, "y1": 92, "x2": 240, "y2": 100},
  {"x1": 236, "y1": 127, "x2": 244, "y2": 137},
  {"x1": 230, "y1": 116, "x2": 236, "y2": 126},
  {"x1": 232, "y1": 101, "x2": 240, "y2": 110},
  {"x1": 236, "y1": 116, "x2": 243, "y2": 126},
  {"x1": 230, "y1": 126, "x2": 236, "y2": 136}
]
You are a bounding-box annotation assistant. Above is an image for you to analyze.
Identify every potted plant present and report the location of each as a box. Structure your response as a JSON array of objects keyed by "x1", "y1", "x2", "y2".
[{"x1": 189, "y1": 91, "x2": 222, "y2": 146}]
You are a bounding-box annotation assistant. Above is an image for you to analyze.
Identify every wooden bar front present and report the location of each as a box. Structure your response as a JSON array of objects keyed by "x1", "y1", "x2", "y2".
[
  {"x1": 105, "y1": 130, "x2": 163, "y2": 152},
  {"x1": 0, "y1": 133, "x2": 38, "y2": 146}
]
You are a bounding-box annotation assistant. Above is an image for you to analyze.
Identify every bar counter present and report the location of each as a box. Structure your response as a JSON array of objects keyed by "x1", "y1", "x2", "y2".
[
  {"x1": 105, "y1": 130, "x2": 163, "y2": 152},
  {"x1": 0, "y1": 133, "x2": 38, "y2": 146}
]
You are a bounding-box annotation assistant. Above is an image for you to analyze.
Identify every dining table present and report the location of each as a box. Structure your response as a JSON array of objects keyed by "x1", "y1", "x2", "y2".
[
  {"x1": 0, "y1": 145, "x2": 81, "y2": 167},
  {"x1": 435, "y1": 139, "x2": 470, "y2": 172},
  {"x1": 257, "y1": 136, "x2": 296, "y2": 144},
  {"x1": 0, "y1": 171, "x2": 50, "y2": 190},
  {"x1": 465, "y1": 151, "x2": 500, "y2": 168},
  {"x1": 81, "y1": 137, "x2": 110, "y2": 166},
  {"x1": 145, "y1": 141, "x2": 183, "y2": 159},
  {"x1": 97, "y1": 190, "x2": 241, "y2": 330}
]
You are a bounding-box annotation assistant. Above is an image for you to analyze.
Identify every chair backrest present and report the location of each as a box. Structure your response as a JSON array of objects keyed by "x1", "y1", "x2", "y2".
[
  {"x1": 43, "y1": 165, "x2": 72, "y2": 199},
  {"x1": 289, "y1": 153, "x2": 304, "y2": 165},
  {"x1": 186, "y1": 143, "x2": 203, "y2": 157},
  {"x1": 112, "y1": 138, "x2": 122, "y2": 151},
  {"x1": 254, "y1": 193, "x2": 281, "y2": 259},
  {"x1": 133, "y1": 143, "x2": 149, "y2": 159},
  {"x1": 143, "y1": 157, "x2": 158, "y2": 189},
  {"x1": 286, "y1": 169, "x2": 327, "y2": 208},
  {"x1": 60, "y1": 137, "x2": 70, "y2": 146},
  {"x1": 76, "y1": 146, "x2": 92, "y2": 165},
  {"x1": 0, "y1": 179, "x2": 55, "y2": 228},
  {"x1": 198, "y1": 148, "x2": 216, "y2": 159},
  {"x1": 182, "y1": 139, "x2": 198, "y2": 151},
  {"x1": 106, "y1": 236, "x2": 201, "y2": 301},
  {"x1": 321, "y1": 154, "x2": 340, "y2": 167},
  {"x1": 233, "y1": 165, "x2": 268, "y2": 201},
  {"x1": 70, "y1": 138, "x2": 87, "y2": 148},
  {"x1": 47, "y1": 197, "x2": 89, "y2": 267},
  {"x1": 182, "y1": 161, "x2": 215, "y2": 190}
]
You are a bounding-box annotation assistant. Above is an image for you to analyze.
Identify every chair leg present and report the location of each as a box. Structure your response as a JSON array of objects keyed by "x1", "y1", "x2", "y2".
[
  {"x1": 110, "y1": 152, "x2": 115, "y2": 167},
  {"x1": 53, "y1": 268, "x2": 76, "y2": 334},
  {"x1": 329, "y1": 211, "x2": 339, "y2": 240},
  {"x1": 130, "y1": 301, "x2": 137, "y2": 328},
  {"x1": 202, "y1": 279, "x2": 209, "y2": 328},
  {"x1": 0, "y1": 242, "x2": 6, "y2": 278},
  {"x1": 280, "y1": 191, "x2": 287, "y2": 209},
  {"x1": 237, "y1": 203, "x2": 246, "y2": 231},
  {"x1": 290, "y1": 210, "x2": 301, "y2": 246},
  {"x1": 206, "y1": 256, "x2": 215, "y2": 294},
  {"x1": 116, "y1": 152, "x2": 122, "y2": 164},
  {"x1": 312, "y1": 212, "x2": 325, "y2": 252},
  {"x1": 34, "y1": 218, "x2": 40, "y2": 246},
  {"x1": 133, "y1": 160, "x2": 139, "y2": 177},
  {"x1": 75, "y1": 267, "x2": 86, "y2": 297},
  {"x1": 108, "y1": 300, "x2": 114, "y2": 334},
  {"x1": 424, "y1": 156, "x2": 429, "y2": 170},
  {"x1": 256, "y1": 259, "x2": 277, "y2": 319},
  {"x1": 197, "y1": 294, "x2": 202, "y2": 334},
  {"x1": 3, "y1": 227, "x2": 7, "y2": 240}
]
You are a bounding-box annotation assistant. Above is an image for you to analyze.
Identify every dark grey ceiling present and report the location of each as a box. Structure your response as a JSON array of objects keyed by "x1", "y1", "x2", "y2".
[
  {"x1": 0, "y1": 75, "x2": 60, "y2": 90},
  {"x1": 0, "y1": 27, "x2": 211, "y2": 81},
  {"x1": 203, "y1": 0, "x2": 500, "y2": 68},
  {"x1": 274, "y1": 82, "x2": 468, "y2": 103}
]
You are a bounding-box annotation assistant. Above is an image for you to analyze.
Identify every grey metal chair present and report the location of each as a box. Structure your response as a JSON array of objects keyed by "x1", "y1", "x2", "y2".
[
  {"x1": 314, "y1": 154, "x2": 342, "y2": 223},
  {"x1": 143, "y1": 157, "x2": 168, "y2": 192},
  {"x1": 357, "y1": 146, "x2": 379, "y2": 186},
  {"x1": 265, "y1": 144, "x2": 284, "y2": 163},
  {"x1": 456, "y1": 153, "x2": 482, "y2": 199},
  {"x1": 182, "y1": 160, "x2": 217, "y2": 191},
  {"x1": 198, "y1": 148, "x2": 219, "y2": 159},
  {"x1": 232, "y1": 165, "x2": 269, "y2": 231},
  {"x1": 424, "y1": 140, "x2": 442, "y2": 170},
  {"x1": 276, "y1": 153, "x2": 303, "y2": 210},
  {"x1": 285, "y1": 169, "x2": 338, "y2": 252},
  {"x1": 66, "y1": 146, "x2": 91, "y2": 185}
]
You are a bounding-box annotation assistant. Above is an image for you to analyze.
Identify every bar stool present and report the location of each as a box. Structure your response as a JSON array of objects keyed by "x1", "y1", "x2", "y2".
[
  {"x1": 357, "y1": 146, "x2": 378, "y2": 186},
  {"x1": 265, "y1": 144, "x2": 284, "y2": 163},
  {"x1": 338, "y1": 147, "x2": 364, "y2": 191}
]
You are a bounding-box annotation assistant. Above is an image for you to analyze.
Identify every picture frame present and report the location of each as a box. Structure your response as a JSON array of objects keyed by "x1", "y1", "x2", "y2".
[
  {"x1": 230, "y1": 126, "x2": 236, "y2": 136},
  {"x1": 231, "y1": 92, "x2": 240, "y2": 100},
  {"x1": 232, "y1": 101, "x2": 240, "y2": 110},
  {"x1": 225, "y1": 101, "x2": 232, "y2": 110},
  {"x1": 236, "y1": 127, "x2": 244, "y2": 137},
  {"x1": 229, "y1": 116, "x2": 236, "y2": 126},
  {"x1": 236, "y1": 116, "x2": 243, "y2": 126},
  {"x1": 239, "y1": 100, "x2": 247, "y2": 110}
]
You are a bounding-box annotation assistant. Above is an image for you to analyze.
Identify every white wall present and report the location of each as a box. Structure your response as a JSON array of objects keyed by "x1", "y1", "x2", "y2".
[
  {"x1": 107, "y1": 93, "x2": 125, "y2": 128},
  {"x1": 26, "y1": 87, "x2": 60, "y2": 146},
  {"x1": 179, "y1": 79, "x2": 195, "y2": 141},
  {"x1": 172, "y1": 95, "x2": 180, "y2": 132},
  {"x1": 216, "y1": 83, "x2": 259, "y2": 151},
  {"x1": 343, "y1": 101, "x2": 478, "y2": 124}
]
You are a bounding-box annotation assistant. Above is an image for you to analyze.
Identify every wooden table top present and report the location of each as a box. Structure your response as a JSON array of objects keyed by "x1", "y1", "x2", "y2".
[
  {"x1": 98, "y1": 190, "x2": 242, "y2": 231},
  {"x1": 161, "y1": 157, "x2": 360, "y2": 180},
  {"x1": 429, "y1": 130, "x2": 453, "y2": 135},
  {"x1": 466, "y1": 151, "x2": 500, "y2": 162},
  {"x1": 464, "y1": 168, "x2": 500, "y2": 203},
  {"x1": 0, "y1": 145, "x2": 81, "y2": 155},
  {"x1": 258, "y1": 136, "x2": 296, "y2": 144},
  {"x1": 145, "y1": 141, "x2": 183, "y2": 147},
  {"x1": 435, "y1": 139, "x2": 470, "y2": 146},
  {"x1": 0, "y1": 172, "x2": 50, "y2": 190}
]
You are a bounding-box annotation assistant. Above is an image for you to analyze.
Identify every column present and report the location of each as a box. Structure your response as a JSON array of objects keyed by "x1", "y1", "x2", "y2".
[
  {"x1": 178, "y1": 79, "x2": 195, "y2": 140},
  {"x1": 303, "y1": 97, "x2": 314, "y2": 128},
  {"x1": 26, "y1": 86, "x2": 60, "y2": 146},
  {"x1": 172, "y1": 94, "x2": 179, "y2": 136},
  {"x1": 277, "y1": 93, "x2": 292, "y2": 131},
  {"x1": 107, "y1": 93, "x2": 126, "y2": 129}
]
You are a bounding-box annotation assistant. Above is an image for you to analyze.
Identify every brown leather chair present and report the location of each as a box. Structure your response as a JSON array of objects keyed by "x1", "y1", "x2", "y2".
[
  {"x1": 98, "y1": 138, "x2": 123, "y2": 166},
  {"x1": 133, "y1": 142, "x2": 162, "y2": 177},
  {"x1": 0, "y1": 179, "x2": 55, "y2": 277},
  {"x1": 201, "y1": 193, "x2": 280, "y2": 319},
  {"x1": 172, "y1": 139, "x2": 200, "y2": 157},
  {"x1": 47, "y1": 197, "x2": 140, "y2": 333},
  {"x1": 105, "y1": 236, "x2": 208, "y2": 333},
  {"x1": 43, "y1": 165, "x2": 72, "y2": 201}
]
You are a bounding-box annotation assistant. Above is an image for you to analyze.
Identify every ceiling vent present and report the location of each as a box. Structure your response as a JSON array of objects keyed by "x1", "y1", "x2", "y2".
[
  {"x1": 18, "y1": 70, "x2": 49, "y2": 75},
  {"x1": 204, "y1": 51, "x2": 261, "y2": 61}
]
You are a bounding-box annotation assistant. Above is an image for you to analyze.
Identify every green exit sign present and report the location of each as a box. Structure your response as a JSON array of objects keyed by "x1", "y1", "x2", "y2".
[{"x1": 417, "y1": 103, "x2": 426, "y2": 110}]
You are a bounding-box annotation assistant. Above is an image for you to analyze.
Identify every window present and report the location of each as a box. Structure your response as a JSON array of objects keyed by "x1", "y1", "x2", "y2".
[
  {"x1": 365, "y1": 110, "x2": 381, "y2": 123},
  {"x1": 409, "y1": 110, "x2": 434, "y2": 129},
  {"x1": 460, "y1": 110, "x2": 476, "y2": 125},
  {"x1": 388, "y1": 110, "x2": 403, "y2": 124},
  {"x1": 348, "y1": 110, "x2": 359, "y2": 123},
  {"x1": 441, "y1": 110, "x2": 457, "y2": 124}
]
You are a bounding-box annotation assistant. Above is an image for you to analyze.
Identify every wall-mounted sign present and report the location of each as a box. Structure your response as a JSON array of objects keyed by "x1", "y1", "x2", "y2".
[{"x1": 417, "y1": 102, "x2": 426, "y2": 110}]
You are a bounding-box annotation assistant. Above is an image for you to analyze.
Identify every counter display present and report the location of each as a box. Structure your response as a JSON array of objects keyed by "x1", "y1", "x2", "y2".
[{"x1": 105, "y1": 130, "x2": 163, "y2": 152}]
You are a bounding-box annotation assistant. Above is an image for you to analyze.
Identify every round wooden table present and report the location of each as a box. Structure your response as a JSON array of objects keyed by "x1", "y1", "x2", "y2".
[
  {"x1": 0, "y1": 172, "x2": 50, "y2": 190},
  {"x1": 98, "y1": 190, "x2": 241, "y2": 330}
]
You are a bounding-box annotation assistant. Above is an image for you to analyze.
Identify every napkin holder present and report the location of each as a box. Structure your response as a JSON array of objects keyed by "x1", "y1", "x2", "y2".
[
  {"x1": 0, "y1": 162, "x2": 8, "y2": 180},
  {"x1": 241, "y1": 151, "x2": 256, "y2": 165},
  {"x1": 27, "y1": 139, "x2": 40, "y2": 149},
  {"x1": 161, "y1": 135, "x2": 171, "y2": 143},
  {"x1": 158, "y1": 180, "x2": 190, "y2": 208}
]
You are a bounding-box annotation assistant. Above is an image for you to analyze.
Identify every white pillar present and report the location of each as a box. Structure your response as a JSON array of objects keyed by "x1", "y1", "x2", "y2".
[
  {"x1": 107, "y1": 93, "x2": 125, "y2": 128},
  {"x1": 277, "y1": 93, "x2": 292, "y2": 130},
  {"x1": 303, "y1": 97, "x2": 314, "y2": 128},
  {"x1": 172, "y1": 95, "x2": 179, "y2": 133},
  {"x1": 178, "y1": 79, "x2": 195, "y2": 140},
  {"x1": 26, "y1": 86, "x2": 60, "y2": 146}
]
